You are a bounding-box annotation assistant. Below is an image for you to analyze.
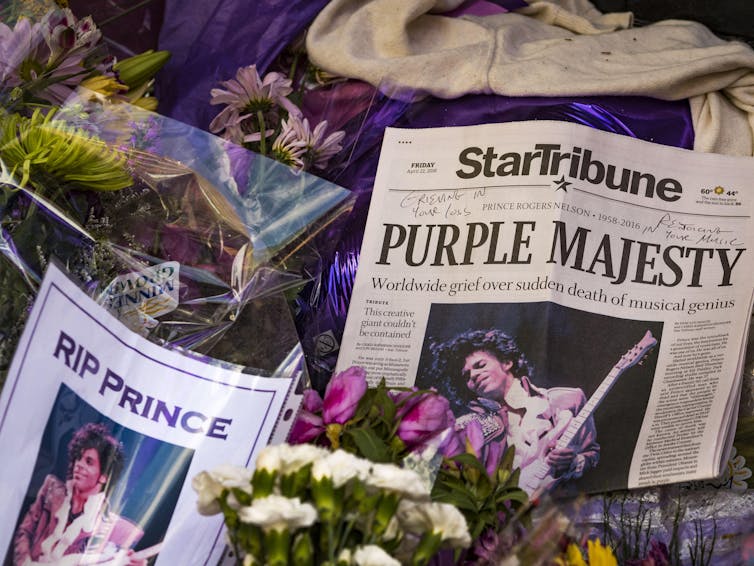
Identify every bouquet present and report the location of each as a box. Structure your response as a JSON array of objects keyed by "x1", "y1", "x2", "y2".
[
  {"x1": 193, "y1": 444, "x2": 472, "y2": 565},
  {"x1": 0, "y1": 6, "x2": 355, "y2": 381}
]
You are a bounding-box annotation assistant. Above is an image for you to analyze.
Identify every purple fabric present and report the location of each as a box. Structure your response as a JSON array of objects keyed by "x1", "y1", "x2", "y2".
[{"x1": 156, "y1": 0, "x2": 328, "y2": 129}]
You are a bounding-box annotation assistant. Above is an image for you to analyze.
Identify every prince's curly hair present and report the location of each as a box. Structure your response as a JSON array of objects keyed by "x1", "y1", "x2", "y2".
[
  {"x1": 426, "y1": 328, "x2": 533, "y2": 413},
  {"x1": 66, "y1": 422, "x2": 125, "y2": 493}
]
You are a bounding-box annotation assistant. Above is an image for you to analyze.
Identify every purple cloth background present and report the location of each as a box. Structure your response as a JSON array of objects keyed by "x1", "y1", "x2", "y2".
[{"x1": 156, "y1": 0, "x2": 329, "y2": 129}]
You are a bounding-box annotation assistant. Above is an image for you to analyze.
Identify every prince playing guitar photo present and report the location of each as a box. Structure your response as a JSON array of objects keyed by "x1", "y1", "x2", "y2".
[{"x1": 425, "y1": 319, "x2": 659, "y2": 496}]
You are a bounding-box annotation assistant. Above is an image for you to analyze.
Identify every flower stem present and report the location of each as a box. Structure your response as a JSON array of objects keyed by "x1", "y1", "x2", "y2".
[
  {"x1": 257, "y1": 111, "x2": 267, "y2": 156},
  {"x1": 97, "y1": 0, "x2": 156, "y2": 27}
]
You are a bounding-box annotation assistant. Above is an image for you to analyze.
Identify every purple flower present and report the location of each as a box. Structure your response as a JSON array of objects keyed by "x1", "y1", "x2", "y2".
[
  {"x1": 444, "y1": 421, "x2": 506, "y2": 477},
  {"x1": 288, "y1": 389, "x2": 325, "y2": 444},
  {"x1": 473, "y1": 528, "x2": 501, "y2": 563},
  {"x1": 322, "y1": 366, "x2": 367, "y2": 425},
  {"x1": 395, "y1": 391, "x2": 455, "y2": 451},
  {"x1": 209, "y1": 64, "x2": 301, "y2": 144},
  {"x1": 0, "y1": 9, "x2": 105, "y2": 105},
  {"x1": 271, "y1": 116, "x2": 307, "y2": 169}
]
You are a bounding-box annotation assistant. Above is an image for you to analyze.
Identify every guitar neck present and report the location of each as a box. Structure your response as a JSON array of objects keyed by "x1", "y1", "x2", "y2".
[{"x1": 555, "y1": 366, "x2": 622, "y2": 451}]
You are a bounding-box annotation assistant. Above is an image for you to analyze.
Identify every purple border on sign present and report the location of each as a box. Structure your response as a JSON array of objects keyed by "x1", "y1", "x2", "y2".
[{"x1": 0, "y1": 277, "x2": 291, "y2": 564}]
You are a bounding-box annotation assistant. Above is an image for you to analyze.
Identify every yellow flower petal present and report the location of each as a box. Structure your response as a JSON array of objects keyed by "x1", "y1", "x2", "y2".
[{"x1": 587, "y1": 539, "x2": 618, "y2": 566}]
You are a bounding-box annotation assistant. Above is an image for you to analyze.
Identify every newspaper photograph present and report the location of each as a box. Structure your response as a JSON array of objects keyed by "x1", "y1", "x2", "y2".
[
  {"x1": 0, "y1": 263, "x2": 301, "y2": 565},
  {"x1": 336, "y1": 121, "x2": 754, "y2": 495}
]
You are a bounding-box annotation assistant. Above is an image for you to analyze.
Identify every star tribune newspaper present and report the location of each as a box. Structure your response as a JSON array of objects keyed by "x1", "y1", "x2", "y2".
[{"x1": 336, "y1": 120, "x2": 754, "y2": 494}]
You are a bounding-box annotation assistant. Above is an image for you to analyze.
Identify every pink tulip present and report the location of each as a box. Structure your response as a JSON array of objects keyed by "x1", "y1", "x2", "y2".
[
  {"x1": 322, "y1": 366, "x2": 367, "y2": 424},
  {"x1": 396, "y1": 392, "x2": 455, "y2": 451},
  {"x1": 288, "y1": 389, "x2": 325, "y2": 444}
]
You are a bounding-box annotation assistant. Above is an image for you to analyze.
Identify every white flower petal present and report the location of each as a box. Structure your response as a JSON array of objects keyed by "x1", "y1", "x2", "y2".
[
  {"x1": 353, "y1": 545, "x2": 401, "y2": 566},
  {"x1": 366, "y1": 464, "x2": 431, "y2": 500},
  {"x1": 238, "y1": 495, "x2": 317, "y2": 532},
  {"x1": 311, "y1": 449, "x2": 372, "y2": 487},
  {"x1": 397, "y1": 501, "x2": 471, "y2": 548}
]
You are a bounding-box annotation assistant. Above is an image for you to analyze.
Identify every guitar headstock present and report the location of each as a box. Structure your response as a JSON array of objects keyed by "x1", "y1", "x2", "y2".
[{"x1": 616, "y1": 330, "x2": 658, "y2": 370}]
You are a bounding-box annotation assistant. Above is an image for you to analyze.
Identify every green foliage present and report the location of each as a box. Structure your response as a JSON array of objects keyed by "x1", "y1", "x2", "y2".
[
  {"x1": 331, "y1": 379, "x2": 420, "y2": 463},
  {"x1": 432, "y1": 446, "x2": 529, "y2": 545},
  {"x1": 0, "y1": 108, "x2": 132, "y2": 191}
]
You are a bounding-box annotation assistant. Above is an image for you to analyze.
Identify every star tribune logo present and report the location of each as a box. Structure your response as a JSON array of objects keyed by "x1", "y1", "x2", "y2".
[{"x1": 553, "y1": 175, "x2": 572, "y2": 192}]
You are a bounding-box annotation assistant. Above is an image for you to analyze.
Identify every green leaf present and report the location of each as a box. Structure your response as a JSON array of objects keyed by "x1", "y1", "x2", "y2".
[{"x1": 345, "y1": 426, "x2": 392, "y2": 462}]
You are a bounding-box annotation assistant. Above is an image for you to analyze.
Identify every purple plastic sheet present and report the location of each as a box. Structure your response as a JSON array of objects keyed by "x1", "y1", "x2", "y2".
[{"x1": 156, "y1": 0, "x2": 329, "y2": 129}]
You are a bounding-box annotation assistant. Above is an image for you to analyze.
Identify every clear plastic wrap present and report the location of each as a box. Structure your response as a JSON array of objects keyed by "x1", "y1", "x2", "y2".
[{"x1": 0, "y1": 90, "x2": 354, "y2": 379}]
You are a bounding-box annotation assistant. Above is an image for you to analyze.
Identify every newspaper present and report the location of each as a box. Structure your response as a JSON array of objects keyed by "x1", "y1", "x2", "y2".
[
  {"x1": 336, "y1": 121, "x2": 754, "y2": 495},
  {"x1": 0, "y1": 262, "x2": 302, "y2": 565}
]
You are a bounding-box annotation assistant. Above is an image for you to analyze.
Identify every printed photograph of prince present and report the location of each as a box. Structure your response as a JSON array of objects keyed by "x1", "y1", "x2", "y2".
[
  {"x1": 417, "y1": 301, "x2": 662, "y2": 495},
  {"x1": 428, "y1": 328, "x2": 600, "y2": 494},
  {"x1": 11, "y1": 423, "x2": 144, "y2": 566}
]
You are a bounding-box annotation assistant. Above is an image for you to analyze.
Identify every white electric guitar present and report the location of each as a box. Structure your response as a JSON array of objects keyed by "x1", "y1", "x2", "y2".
[{"x1": 518, "y1": 330, "x2": 658, "y2": 495}]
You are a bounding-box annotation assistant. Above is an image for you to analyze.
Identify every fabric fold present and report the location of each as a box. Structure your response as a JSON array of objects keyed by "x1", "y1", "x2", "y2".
[{"x1": 307, "y1": 0, "x2": 754, "y2": 155}]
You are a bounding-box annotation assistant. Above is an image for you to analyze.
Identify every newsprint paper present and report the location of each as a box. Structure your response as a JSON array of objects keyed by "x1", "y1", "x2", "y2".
[
  {"x1": 0, "y1": 263, "x2": 301, "y2": 566},
  {"x1": 336, "y1": 121, "x2": 754, "y2": 495}
]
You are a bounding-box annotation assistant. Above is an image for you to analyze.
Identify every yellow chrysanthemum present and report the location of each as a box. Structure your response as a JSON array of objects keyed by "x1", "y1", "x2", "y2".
[
  {"x1": 586, "y1": 539, "x2": 618, "y2": 566},
  {"x1": 562, "y1": 542, "x2": 587, "y2": 566}
]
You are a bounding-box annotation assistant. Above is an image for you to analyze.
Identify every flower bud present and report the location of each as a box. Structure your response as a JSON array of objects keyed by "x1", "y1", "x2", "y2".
[
  {"x1": 322, "y1": 366, "x2": 367, "y2": 424},
  {"x1": 396, "y1": 392, "x2": 454, "y2": 451}
]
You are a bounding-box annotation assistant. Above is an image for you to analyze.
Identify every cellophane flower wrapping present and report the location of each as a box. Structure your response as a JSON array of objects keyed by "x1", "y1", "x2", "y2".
[{"x1": 0, "y1": 89, "x2": 354, "y2": 381}]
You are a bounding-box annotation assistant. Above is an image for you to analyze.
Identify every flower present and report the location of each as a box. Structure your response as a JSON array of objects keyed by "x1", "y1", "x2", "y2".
[
  {"x1": 397, "y1": 500, "x2": 471, "y2": 548},
  {"x1": 560, "y1": 542, "x2": 587, "y2": 566},
  {"x1": 7, "y1": 9, "x2": 108, "y2": 105},
  {"x1": 724, "y1": 446, "x2": 752, "y2": 492},
  {"x1": 288, "y1": 389, "x2": 325, "y2": 444},
  {"x1": 238, "y1": 494, "x2": 317, "y2": 532},
  {"x1": 301, "y1": 119, "x2": 345, "y2": 170},
  {"x1": 311, "y1": 449, "x2": 371, "y2": 487},
  {"x1": 192, "y1": 465, "x2": 252, "y2": 515},
  {"x1": 209, "y1": 64, "x2": 301, "y2": 143},
  {"x1": 191, "y1": 471, "x2": 224, "y2": 515},
  {"x1": 586, "y1": 539, "x2": 618, "y2": 566},
  {"x1": 271, "y1": 116, "x2": 306, "y2": 169},
  {"x1": 395, "y1": 390, "x2": 454, "y2": 451},
  {"x1": 322, "y1": 366, "x2": 368, "y2": 424},
  {"x1": 253, "y1": 443, "x2": 328, "y2": 476},
  {"x1": 366, "y1": 463, "x2": 431, "y2": 500},
  {"x1": 0, "y1": 17, "x2": 44, "y2": 88},
  {"x1": 268, "y1": 113, "x2": 346, "y2": 171},
  {"x1": 353, "y1": 545, "x2": 401, "y2": 566}
]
